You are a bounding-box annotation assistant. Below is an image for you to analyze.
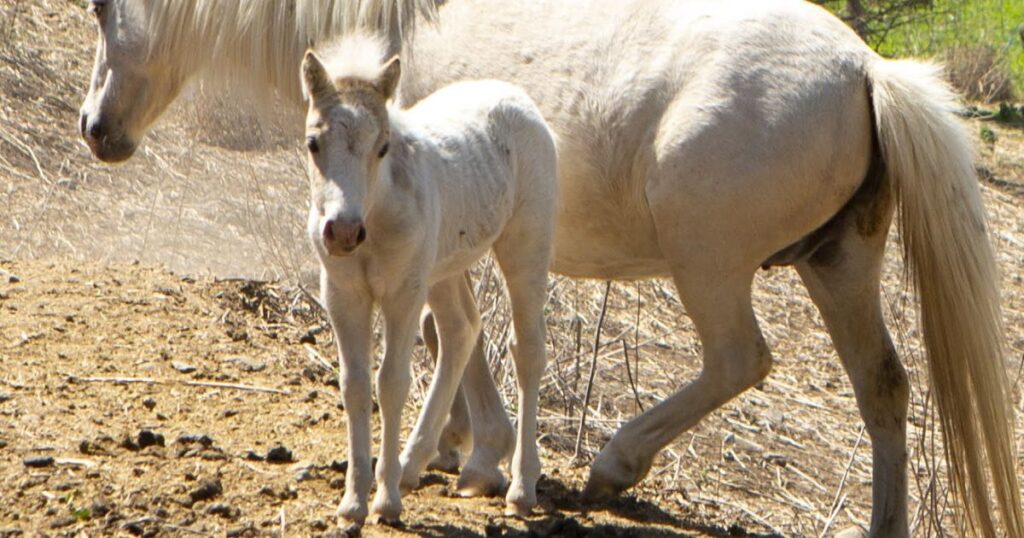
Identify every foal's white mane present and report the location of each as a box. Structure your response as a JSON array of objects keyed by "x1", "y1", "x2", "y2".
[
  {"x1": 315, "y1": 33, "x2": 392, "y2": 88},
  {"x1": 136, "y1": 0, "x2": 436, "y2": 104}
]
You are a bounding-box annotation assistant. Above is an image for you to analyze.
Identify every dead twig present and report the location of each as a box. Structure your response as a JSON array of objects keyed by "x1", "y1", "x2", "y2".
[
  {"x1": 573, "y1": 280, "x2": 612, "y2": 462},
  {"x1": 621, "y1": 339, "x2": 644, "y2": 413},
  {"x1": 821, "y1": 425, "x2": 866, "y2": 538},
  {"x1": 67, "y1": 375, "x2": 289, "y2": 395}
]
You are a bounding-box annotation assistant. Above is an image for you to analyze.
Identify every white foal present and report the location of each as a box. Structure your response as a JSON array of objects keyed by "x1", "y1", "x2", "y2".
[{"x1": 301, "y1": 37, "x2": 557, "y2": 532}]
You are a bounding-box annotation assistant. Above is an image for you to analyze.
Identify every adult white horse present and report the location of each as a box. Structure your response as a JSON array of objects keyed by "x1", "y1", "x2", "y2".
[
  {"x1": 79, "y1": 0, "x2": 1022, "y2": 536},
  {"x1": 300, "y1": 35, "x2": 557, "y2": 529}
]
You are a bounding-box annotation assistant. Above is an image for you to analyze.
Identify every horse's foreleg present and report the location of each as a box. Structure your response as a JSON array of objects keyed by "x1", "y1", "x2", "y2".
[
  {"x1": 370, "y1": 285, "x2": 423, "y2": 525},
  {"x1": 399, "y1": 276, "x2": 481, "y2": 490},
  {"x1": 583, "y1": 269, "x2": 771, "y2": 502},
  {"x1": 322, "y1": 272, "x2": 375, "y2": 533},
  {"x1": 796, "y1": 220, "x2": 908, "y2": 538}
]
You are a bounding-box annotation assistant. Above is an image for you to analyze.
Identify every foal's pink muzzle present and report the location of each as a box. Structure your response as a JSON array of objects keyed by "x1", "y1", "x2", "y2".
[{"x1": 322, "y1": 217, "x2": 366, "y2": 256}]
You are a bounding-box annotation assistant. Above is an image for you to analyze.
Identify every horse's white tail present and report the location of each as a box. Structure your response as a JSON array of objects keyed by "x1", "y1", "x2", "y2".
[{"x1": 869, "y1": 58, "x2": 1023, "y2": 537}]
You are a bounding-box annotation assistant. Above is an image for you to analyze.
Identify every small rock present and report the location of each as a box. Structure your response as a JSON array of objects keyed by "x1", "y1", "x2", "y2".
[
  {"x1": 0, "y1": 527, "x2": 23, "y2": 537},
  {"x1": 328, "y1": 460, "x2": 348, "y2": 473},
  {"x1": 310, "y1": 519, "x2": 329, "y2": 531},
  {"x1": 0, "y1": 440, "x2": 7, "y2": 450},
  {"x1": 222, "y1": 409, "x2": 239, "y2": 418},
  {"x1": 0, "y1": 393, "x2": 11, "y2": 403},
  {"x1": 50, "y1": 516, "x2": 76, "y2": 529},
  {"x1": 137, "y1": 430, "x2": 165, "y2": 449},
  {"x1": 91, "y1": 497, "x2": 113, "y2": 517},
  {"x1": 189, "y1": 478, "x2": 223, "y2": 504},
  {"x1": 142, "y1": 398, "x2": 157, "y2": 410},
  {"x1": 0, "y1": 270, "x2": 19, "y2": 284},
  {"x1": 302, "y1": 390, "x2": 318, "y2": 403},
  {"x1": 176, "y1": 434, "x2": 214, "y2": 447},
  {"x1": 233, "y1": 358, "x2": 266, "y2": 373},
  {"x1": 226, "y1": 523, "x2": 256, "y2": 538},
  {"x1": 171, "y1": 362, "x2": 196, "y2": 374},
  {"x1": 243, "y1": 450, "x2": 263, "y2": 462},
  {"x1": 265, "y1": 445, "x2": 293, "y2": 464},
  {"x1": 328, "y1": 477, "x2": 344, "y2": 490},
  {"x1": 294, "y1": 468, "x2": 317, "y2": 482},
  {"x1": 298, "y1": 331, "x2": 317, "y2": 345},
  {"x1": 206, "y1": 503, "x2": 240, "y2": 519},
  {"x1": 23, "y1": 456, "x2": 55, "y2": 468}
]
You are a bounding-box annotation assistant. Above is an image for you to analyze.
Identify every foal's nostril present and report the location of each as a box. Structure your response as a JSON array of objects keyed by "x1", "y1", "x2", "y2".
[
  {"x1": 79, "y1": 113, "x2": 88, "y2": 138},
  {"x1": 355, "y1": 225, "x2": 366, "y2": 245}
]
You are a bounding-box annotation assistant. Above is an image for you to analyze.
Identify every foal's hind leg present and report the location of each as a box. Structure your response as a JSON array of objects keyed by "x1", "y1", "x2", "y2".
[
  {"x1": 420, "y1": 310, "x2": 472, "y2": 473},
  {"x1": 795, "y1": 219, "x2": 908, "y2": 537}
]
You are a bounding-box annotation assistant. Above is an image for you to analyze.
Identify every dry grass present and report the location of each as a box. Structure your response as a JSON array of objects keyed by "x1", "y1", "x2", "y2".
[{"x1": 2, "y1": 1, "x2": 1024, "y2": 536}]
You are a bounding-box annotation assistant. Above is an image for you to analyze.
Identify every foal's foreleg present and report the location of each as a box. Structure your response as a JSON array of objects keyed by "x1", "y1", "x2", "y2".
[
  {"x1": 322, "y1": 274, "x2": 375, "y2": 533},
  {"x1": 420, "y1": 310, "x2": 472, "y2": 473},
  {"x1": 370, "y1": 286, "x2": 424, "y2": 524},
  {"x1": 400, "y1": 276, "x2": 481, "y2": 490}
]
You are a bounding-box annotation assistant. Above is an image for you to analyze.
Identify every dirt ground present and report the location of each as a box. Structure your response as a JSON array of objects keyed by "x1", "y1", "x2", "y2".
[{"x1": 3, "y1": 2, "x2": 1024, "y2": 537}]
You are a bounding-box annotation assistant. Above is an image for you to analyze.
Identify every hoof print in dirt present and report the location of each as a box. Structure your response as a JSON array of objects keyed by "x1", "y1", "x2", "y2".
[
  {"x1": 23, "y1": 456, "x2": 54, "y2": 468},
  {"x1": 265, "y1": 444, "x2": 294, "y2": 464},
  {"x1": 189, "y1": 478, "x2": 223, "y2": 505}
]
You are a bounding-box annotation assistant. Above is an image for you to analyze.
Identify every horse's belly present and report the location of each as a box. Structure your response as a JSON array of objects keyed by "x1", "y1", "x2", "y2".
[{"x1": 549, "y1": 188, "x2": 669, "y2": 280}]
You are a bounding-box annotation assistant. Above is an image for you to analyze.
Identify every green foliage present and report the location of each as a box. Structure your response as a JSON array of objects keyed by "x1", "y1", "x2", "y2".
[
  {"x1": 979, "y1": 124, "x2": 998, "y2": 145},
  {"x1": 820, "y1": 0, "x2": 1024, "y2": 97},
  {"x1": 70, "y1": 506, "x2": 91, "y2": 521}
]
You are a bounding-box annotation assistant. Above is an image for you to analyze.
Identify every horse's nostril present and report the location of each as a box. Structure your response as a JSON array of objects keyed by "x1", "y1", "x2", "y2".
[
  {"x1": 356, "y1": 225, "x2": 366, "y2": 244},
  {"x1": 88, "y1": 121, "x2": 103, "y2": 140}
]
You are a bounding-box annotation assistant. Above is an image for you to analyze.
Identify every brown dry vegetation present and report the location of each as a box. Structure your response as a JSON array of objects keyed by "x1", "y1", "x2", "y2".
[{"x1": 2, "y1": 2, "x2": 1024, "y2": 537}]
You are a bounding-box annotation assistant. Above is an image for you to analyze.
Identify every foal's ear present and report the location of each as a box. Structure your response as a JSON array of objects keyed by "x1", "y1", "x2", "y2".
[
  {"x1": 376, "y1": 56, "x2": 401, "y2": 100},
  {"x1": 302, "y1": 50, "x2": 334, "y2": 101}
]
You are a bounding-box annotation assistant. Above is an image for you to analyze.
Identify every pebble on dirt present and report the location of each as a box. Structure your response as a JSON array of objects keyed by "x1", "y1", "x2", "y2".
[
  {"x1": 23, "y1": 456, "x2": 55, "y2": 468},
  {"x1": 265, "y1": 444, "x2": 294, "y2": 464},
  {"x1": 137, "y1": 430, "x2": 165, "y2": 449},
  {"x1": 189, "y1": 478, "x2": 223, "y2": 504},
  {"x1": 171, "y1": 361, "x2": 197, "y2": 374},
  {"x1": 142, "y1": 397, "x2": 156, "y2": 410},
  {"x1": 0, "y1": 392, "x2": 12, "y2": 403}
]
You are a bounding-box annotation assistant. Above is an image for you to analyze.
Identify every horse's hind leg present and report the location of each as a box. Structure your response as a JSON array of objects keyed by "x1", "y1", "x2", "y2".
[{"x1": 795, "y1": 212, "x2": 908, "y2": 537}]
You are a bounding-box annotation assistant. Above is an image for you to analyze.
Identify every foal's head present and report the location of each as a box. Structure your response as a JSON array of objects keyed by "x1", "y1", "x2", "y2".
[{"x1": 302, "y1": 50, "x2": 401, "y2": 257}]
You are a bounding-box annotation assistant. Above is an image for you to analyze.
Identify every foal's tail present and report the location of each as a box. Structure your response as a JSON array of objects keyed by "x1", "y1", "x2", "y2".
[{"x1": 868, "y1": 58, "x2": 1023, "y2": 537}]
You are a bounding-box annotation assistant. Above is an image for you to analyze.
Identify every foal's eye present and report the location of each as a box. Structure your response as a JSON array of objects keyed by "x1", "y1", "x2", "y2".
[
  {"x1": 378, "y1": 143, "x2": 389, "y2": 158},
  {"x1": 306, "y1": 136, "x2": 319, "y2": 154},
  {"x1": 88, "y1": 1, "x2": 105, "y2": 17}
]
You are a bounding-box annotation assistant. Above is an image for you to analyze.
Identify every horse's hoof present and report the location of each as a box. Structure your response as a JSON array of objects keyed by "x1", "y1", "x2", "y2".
[
  {"x1": 456, "y1": 464, "x2": 507, "y2": 497},
  {"x1": 581, "y1": 468, "x2": 627, "y2": 505},
  {"x1": 835, "y1": 526, "x2": 867, "y2": 538},
  {"x1": 370, "y1": 491, "x2": 403, "y2": 525},
  {"x1": 335, "y1": 518, "x2": 363, "y2": 537},
  {"x1": 504, "y1": 499, "x2": 535, "y2": 518},
  {"x1": 427, "y1": 448, "x2": 461, "y2": 474}
]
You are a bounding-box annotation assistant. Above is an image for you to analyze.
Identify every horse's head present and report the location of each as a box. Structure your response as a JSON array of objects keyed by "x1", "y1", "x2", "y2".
[
  {"x1": 79, "y1": 0, "x2": 192, "y2": 163},
  {"x1": 302, "y1": 49, "x2": 400, "y2": 257}
]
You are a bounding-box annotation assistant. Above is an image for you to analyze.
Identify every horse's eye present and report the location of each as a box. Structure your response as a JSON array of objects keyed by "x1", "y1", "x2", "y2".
[
  {"x1": 306, "y1": 136, "x2": 319, "y2": 154},
  {"x1": 378, "y1": 142, "x2": 389, "y2": 158},
  {"x1": 88, "y1": 1, "x2": 105, "y2": 17}
]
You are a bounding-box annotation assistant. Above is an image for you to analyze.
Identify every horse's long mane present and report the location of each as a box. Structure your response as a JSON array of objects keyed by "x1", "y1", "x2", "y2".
[{"x1": 139, "y1": 0, "x2": 436, "y2": 104}]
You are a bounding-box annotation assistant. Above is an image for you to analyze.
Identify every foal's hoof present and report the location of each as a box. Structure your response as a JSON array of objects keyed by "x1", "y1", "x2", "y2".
[
  {"x1": 835, "y1": 526, "x2": 867, "y2": 538},
  {"x1": 456, "y1": 464, "x2": 507, "y2": 498},
  {"x1": 335, "y1": 518, "x2": 363, "y2": 537}
]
